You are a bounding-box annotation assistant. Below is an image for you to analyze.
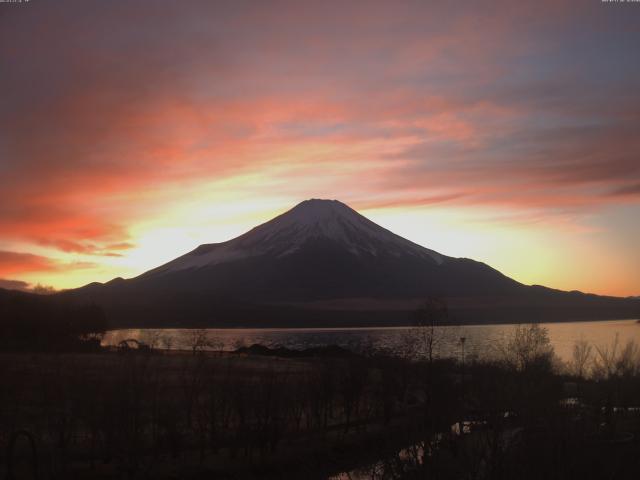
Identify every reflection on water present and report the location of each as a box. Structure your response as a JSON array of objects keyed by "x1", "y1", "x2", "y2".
[
  {"x1": 330, "y1": 442, "x2": 427, "y2": 480},
  {"x1": 103, "y1": 319, "x2": 640, "y2": 362}
]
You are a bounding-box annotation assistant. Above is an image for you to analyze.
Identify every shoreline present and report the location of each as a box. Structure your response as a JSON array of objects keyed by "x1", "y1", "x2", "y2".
[{"x1": 105, "y1": 317, "x2": 640, "y2": 332}]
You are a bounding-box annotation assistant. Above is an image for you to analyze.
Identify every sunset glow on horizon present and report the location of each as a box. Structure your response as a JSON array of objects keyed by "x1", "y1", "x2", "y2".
[{"x1": 1, "y1": 0, "x2": 639, "y2": 296}]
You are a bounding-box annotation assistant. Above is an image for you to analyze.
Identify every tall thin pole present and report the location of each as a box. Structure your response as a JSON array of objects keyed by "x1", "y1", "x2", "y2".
[{"x1": 460, "y1": 336, "x2": 466, "y2": 410}]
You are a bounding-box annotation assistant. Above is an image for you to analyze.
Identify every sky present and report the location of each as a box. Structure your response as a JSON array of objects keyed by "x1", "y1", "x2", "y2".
[{"x1": 0, "y1": 0, "x2": 639, "y2": 296}]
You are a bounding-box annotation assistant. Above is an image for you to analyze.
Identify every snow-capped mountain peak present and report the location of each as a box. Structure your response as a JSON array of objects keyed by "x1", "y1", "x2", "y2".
[{"x1": 144, "y1": 199, "x2": 445, "y2": 277}]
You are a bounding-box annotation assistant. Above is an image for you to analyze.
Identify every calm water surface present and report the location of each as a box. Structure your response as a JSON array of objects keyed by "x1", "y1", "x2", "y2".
[{"x1": 103, "y1": 319, "x2": 640, "y2": 362}]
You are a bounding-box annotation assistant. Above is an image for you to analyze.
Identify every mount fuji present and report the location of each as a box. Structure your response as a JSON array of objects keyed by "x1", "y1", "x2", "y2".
[
  {"x1": 68, "y1": 199, "x2": 639, "y2": 327},
  {"x1": 144, "y1": 199, "x2": 446, "y2": 277}
]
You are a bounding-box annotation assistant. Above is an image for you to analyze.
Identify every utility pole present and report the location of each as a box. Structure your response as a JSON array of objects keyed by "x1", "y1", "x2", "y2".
[{"x1": 460, "y1": 336, "x2": 466, "y2": 409}]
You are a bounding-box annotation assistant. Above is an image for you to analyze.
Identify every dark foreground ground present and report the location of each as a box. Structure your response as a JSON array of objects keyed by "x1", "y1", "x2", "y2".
[{"x1": 2, "y1": 338, "x2": 640, "y2": 480}]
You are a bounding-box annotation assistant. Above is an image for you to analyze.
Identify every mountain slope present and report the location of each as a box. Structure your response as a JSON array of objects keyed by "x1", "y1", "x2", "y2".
[
  {"x1": 125, "y1": 199, "x2": 521, "y2": 299},
  {"x1": 66, "y1": 199, "x2": 639, "y2": 327},
  {"x1": 142, "y1": 199, "x2": 445, "y2": 277}
]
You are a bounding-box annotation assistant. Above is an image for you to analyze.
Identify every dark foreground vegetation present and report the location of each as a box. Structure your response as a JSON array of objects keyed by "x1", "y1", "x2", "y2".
[
  {"x1": 2, "y1": 323, "x2": 640, "y2": 480},
  {"x1": 0, "y1": 288, "x2": 107, "y2": 352}
]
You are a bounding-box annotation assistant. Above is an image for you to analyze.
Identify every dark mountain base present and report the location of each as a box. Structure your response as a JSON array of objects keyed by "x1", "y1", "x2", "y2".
[{"x1": 88, "y1": 292, "x2": 639, "y2": 329}]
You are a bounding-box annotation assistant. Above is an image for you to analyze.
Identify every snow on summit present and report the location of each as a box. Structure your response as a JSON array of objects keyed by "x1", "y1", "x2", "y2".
[{"x1": 146, "y1": 199, "x2": 445, "y2": 276}]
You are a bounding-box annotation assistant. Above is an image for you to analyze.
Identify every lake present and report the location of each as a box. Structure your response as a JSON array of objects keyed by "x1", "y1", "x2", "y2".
[{"x1": 102, "y1": 318, "x2": 640, "y2": 363}]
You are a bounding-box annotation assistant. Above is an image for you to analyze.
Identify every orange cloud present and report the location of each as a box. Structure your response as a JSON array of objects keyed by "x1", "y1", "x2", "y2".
[{"x1": 0, "y1": 251, "x2": 60, "y2": 276}]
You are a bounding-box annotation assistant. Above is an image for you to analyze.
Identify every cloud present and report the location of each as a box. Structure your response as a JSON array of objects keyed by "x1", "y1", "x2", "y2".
[
  {"x1": 355, "y1": 193, "x2": 468, "y2": 211},
  {"x1": 0, "y1": 251, "x2": 96, "y2": 278},
  {"x1": 34, "y1": 239, "x2": 135, "y2": 256},
  {"x1": 610, "y1": 184, "x2": 640, "y2": 197},
  {"x1": 0, "y1": 251, "x2": 61, "y2": 276},
  {"x1": 0, "y1": 278, "x2": 31, "y2": 291}
]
